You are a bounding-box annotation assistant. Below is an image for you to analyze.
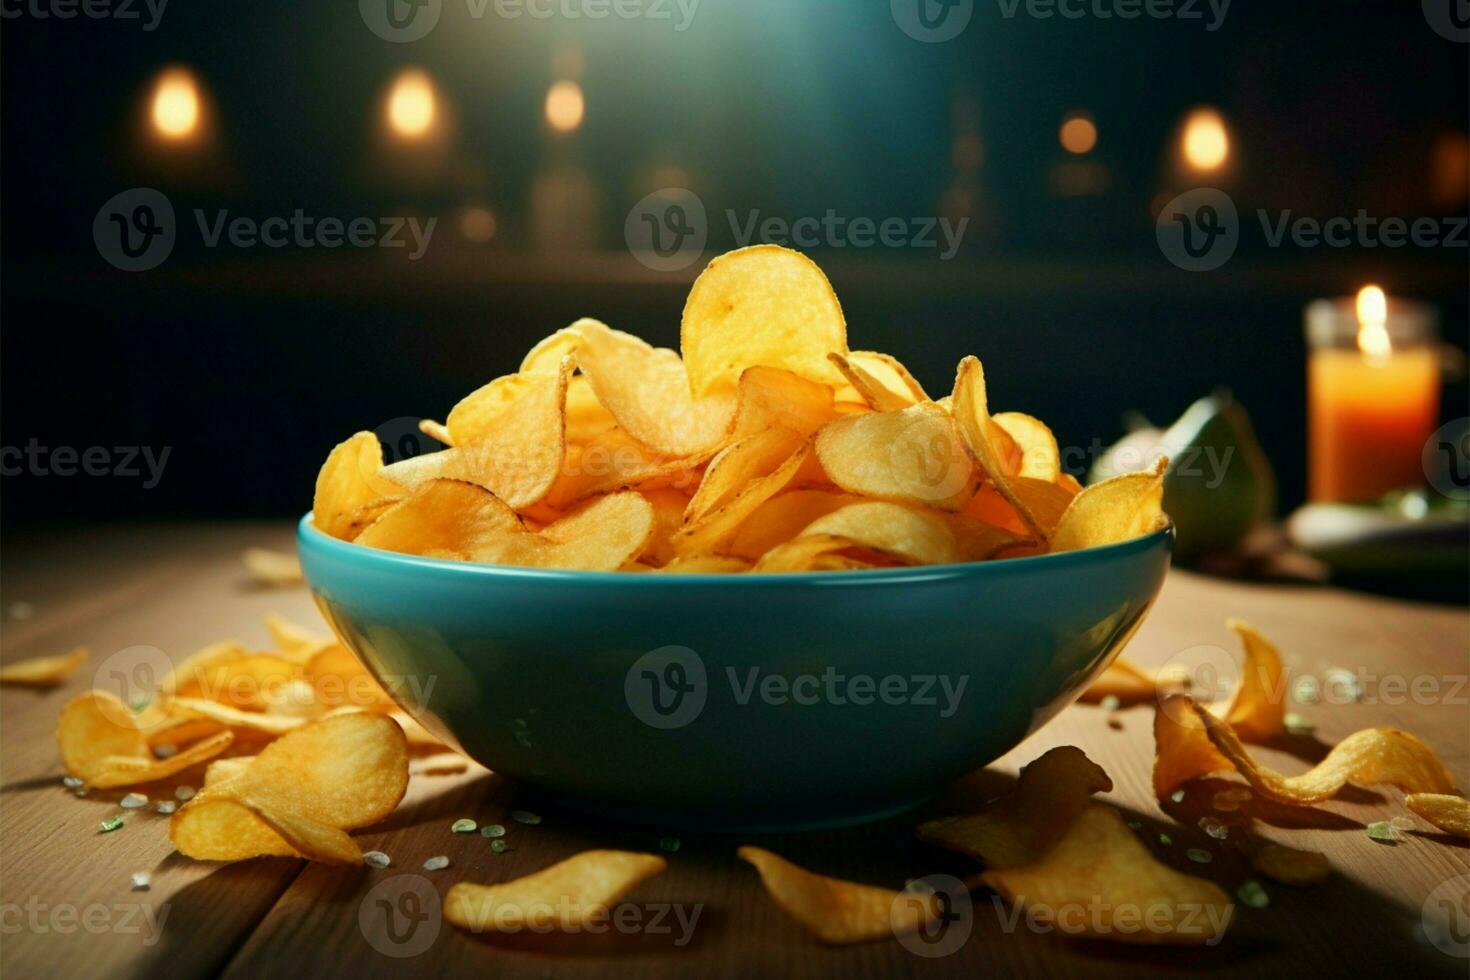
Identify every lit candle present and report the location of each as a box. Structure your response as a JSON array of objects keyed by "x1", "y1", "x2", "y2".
[{"x1": 1306, "y1": 286, "x2": 1440, "y2": 502}]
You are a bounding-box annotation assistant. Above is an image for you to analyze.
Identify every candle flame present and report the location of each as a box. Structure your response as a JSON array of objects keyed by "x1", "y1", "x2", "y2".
[{"x1": 1355, "y1": 284, "x2": 1391, "y2": 361}]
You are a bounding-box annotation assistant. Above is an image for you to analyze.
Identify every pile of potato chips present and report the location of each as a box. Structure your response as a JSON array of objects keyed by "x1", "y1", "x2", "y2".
[{"x1": 313, "y1": 245, "x2": 1168, "y2": 572}]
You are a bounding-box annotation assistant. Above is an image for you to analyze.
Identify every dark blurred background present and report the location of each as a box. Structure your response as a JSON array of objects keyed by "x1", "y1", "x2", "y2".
[{"x1": 2, "y1": 0, "x2": 1466, "y2": 527}]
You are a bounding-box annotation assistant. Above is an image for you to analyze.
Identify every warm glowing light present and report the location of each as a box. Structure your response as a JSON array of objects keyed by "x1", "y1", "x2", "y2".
[
  {"x1": 1058, "y1": 113, "x2": 1097, "y2": 155},
  {"x1": 459, "y1": 207, "x2": 497, "y2": 243},
  {"x1": 1355, "y1": 284, "x2": 1391, "y2": 360},
  {"x1": 387, "y1": 70, "x2": 436, "y2": 139},
  {"x1": 151, "y1": 69, "x2": 200, "y2": 140},
  {"x1": 1181, "y1": 108, "x2": 1229, "y2": 172},
  {"x1": 545, "y1": 81, "x2": 585, "y2": 134}
]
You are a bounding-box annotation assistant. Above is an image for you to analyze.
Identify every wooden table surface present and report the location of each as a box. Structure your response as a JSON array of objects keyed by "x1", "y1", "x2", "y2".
[{"x1": 2, "y1": 522, "x2": 1467, "y2": 978}]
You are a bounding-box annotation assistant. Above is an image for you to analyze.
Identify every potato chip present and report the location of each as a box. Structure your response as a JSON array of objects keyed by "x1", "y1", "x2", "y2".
[
  {"x1": 731, "y1": 365, "x2": 837, "y2": 438},
  {"x1": 57, "y1": 691, "x2": 233, "y2": 788},
  {"x1": 1079, "y1": 657, "x2": 1159, "y2": 704},
  {"x1": 389, "y1": 358, "x2": 572, "y2": 511},
  {"x1": 1050, "y1": 458, "x2": 1168, "y2": 553},
  {"x1": 1221, "y1": 619, "x2": 1286, "y2": 742},
  {"x1": 305, "y1": 641, "x2": 394, "y2": 710},
  {"x1": 992, "y1": 412, "x2": 1061, "y2": 482},
  {"x1": 815, "y1": 403, "x2": 974, "y2": 511},
  {"x1": 205, "y1": 755, "x2": 255, "y2": 786},
  {"x1": 753, "y1": 534, "x2": 889, "y2": 573},
  {"x1": 313, "y1": 432, "x2": 405, "y2": 540},
  {"x1": 657, "y1": 554, "x2": 754, "y2": 574},
  {"x1": 530, "y1": 492, "x2": 657, "y2": 570},
  {"x1": 981, "y1": 803, "x2": 1231, "y2": 946},
  {"x1": 673, "y1": 441, "x2": 817, "y2": 556},
  {"x1": 169, "y1": 697, "x2": 309, "y2": 736},
  {"x1": 418, "y1": 418, "x2": 453, "y2": 446},
  {"x1": 682, "y1": 244, "x2": 848, "y2": 396},
  {"x1": 726, "y1": 489, "x2": 863, "y2": 561},
  {"x1": 241, "y1": 548, "x2": 303, "y2": 587},
  {"x1": 1155, "y1": 695, "x2": 1458, "y2": 804},
  {"x1": 1405, "y1": 793, "x2": 1470, "y2": 838},
  {"x1": 1250, "y1": 842, "x2": 1332, "y2": 885},
  {"x1": 799, "y1": 501, "x2": 958, "y2": 566},
  {"x1": 0, "y1": 647, "x2": 88, "y2": 686},
  {"x1": 264, "y1": 613, "x2": 331, "y2": 661},
  {"x1": 951, "y1": 356, "x2": 1060, "y2": 538},
  {"x1": 686, "y1": 426, "x2": 807, "y2": 524},
  {"x1": 170, "y1": 654, "x2": 302, "y2": 711},
  {"x1": 564, "y1": 319, "x2": 737, "y2": 455},
  {"x1": 170, "y1": 712, "x2": 409, "y2": 864},
  {"x1": 850, "y1": 351, "x2": 929, "y2": 402},
  {"x1": 444, "y1": 850, "x2": 667, "y2": 933},
  {"x1": 737, "y1": 846, "x2": 940, "y2": 945},
  {"x1": 828, "y1": 352, "x2": 913, "y2": 412},
  {"x1": 542, "y1": 426, "x2": 710, "y2": 509},
  {"x1": 357, "y1": 478, "x2": 523, "y2": 560},
  {"x1": 445, "y1": 373, "x2": 542, "y2": 446},
  {"x1": 918, "y1": 746, "x2": 1113, "y2": 868},
  {"x1": 640, "y1": 487, "x2": 692, "y2": 566},
  {"x1": 966, "y1": 477, "x2": 1076, "y2": 539}
]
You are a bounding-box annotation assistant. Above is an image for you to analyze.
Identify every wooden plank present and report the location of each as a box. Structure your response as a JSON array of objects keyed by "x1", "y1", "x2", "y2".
[
  {"x1": 0, "y1": 523, "x2": 313, "y2": 979},
  {"x1": 3, "y1": 524, "x2": 1467, "y2": 978}
]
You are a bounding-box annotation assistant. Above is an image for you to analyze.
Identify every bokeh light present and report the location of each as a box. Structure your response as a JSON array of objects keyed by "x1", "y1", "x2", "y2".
[
  {"x1": 545, "y1": 81, "x2": 585, "y2": 134},
  {"x1": 1181, "y1": 107, "x2": 1229, "y2": 171},
  {"x1": 387, "y1": 69, "x2": 436, "y2": 140},
  {"x1": 1058, "y1": 112, "x2": 1097, "y2": 155},
  {"x1": 151, "y1": 68, "x2": 201, "y2": 141}
]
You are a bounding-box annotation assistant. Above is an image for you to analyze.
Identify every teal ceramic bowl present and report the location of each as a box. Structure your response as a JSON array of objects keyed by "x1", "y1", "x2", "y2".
[{"x1": 298, "y1": 516, "x2": 1171, "y2": 831}]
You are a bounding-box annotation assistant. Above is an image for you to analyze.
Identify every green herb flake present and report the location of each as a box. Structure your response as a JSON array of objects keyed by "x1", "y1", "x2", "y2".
[
  {"x1": 1159, "y1": 833, "x2": 1173, "y2": 846},
  {"x1": 1236, "y1": 880, "x2": 1270, "y2": 909},
  {"x1": 1365, "y1": 821, "x2": 1401, "y2": 843},
  {"x1": 511, "y1": 810, "x2": 541, "y2": 825},
  {"x1": 1099, "y1": 695, "x2": 1122, "y2": 713},
  {"x1": 99, "y1": 816, "x2": 125, "y2": 833},
  {"x1": 1186, "y1": 848, "x2": 1213, "y2": 864},
  {"x1": 480, "y1": 824, "x2": 506, "y2": 839},
  {"x1": 659, "y1": 836, "x2": 682, "y2": 853},
  {"x1": 1283, "y1": 712, "x2": 1315, "y2": 735},
  {"x1": 1170, "y1": 789, "x2": 1186, "y2": 804},
  {"x1": 490, "y1": 839, "x2": 509, "y2": 854},
  {"x1": 451, "y1": 818, "x2": 477, "y2": 834}
]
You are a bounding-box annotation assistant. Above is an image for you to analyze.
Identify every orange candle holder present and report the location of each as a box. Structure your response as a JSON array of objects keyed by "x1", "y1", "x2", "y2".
[{"x1": 1305, "y1": 289, "x2": 1440, "y2": 503}]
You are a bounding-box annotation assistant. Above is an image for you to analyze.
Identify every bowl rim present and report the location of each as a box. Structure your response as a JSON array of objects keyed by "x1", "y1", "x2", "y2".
[{"x1": 298, "y1": 513, "x2": 1172, "y2": 588}]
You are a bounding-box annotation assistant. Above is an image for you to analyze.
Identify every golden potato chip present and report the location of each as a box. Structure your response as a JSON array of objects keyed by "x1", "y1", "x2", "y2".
[
  {"x1": 158, "y1": 640, "x2": 252, "y2": 698},
  {"x1": 850, "y1": 351, "x2": 929, "y2": 402},
  {"x1": 919, "y1": 746, "x2": 1113, "y2": 868},
  {"x1": 1155, "y1": 695, "x2": 1458, "y2": 804},
  {"x1": 686, "y1": 426, "x2": 807, "y2": 524},
  {"x1": 169, "y1": 697, "x2": 308, "y2": 736},
  {"x1": 731, "y1": 365, "x2": 837, "y2": 438},
  {"x1": 753, "y1": 534, "x2": 889, "y2": 573},
  {"x1": 952, "y1": 357, "x2": 1054, "y2": 537},
  {"x1": 170, "y1": 712, "x2": 409, "y2": 864},
  {"x1": 682, "y1": 244, "x2": 848, "y2": 396},
  {"x1": 725, "y1": 489, "x2": 863, "y2": 561},
  {"x1": 992, "y1": 412, "x2": 1061, "y2": 482},
  {"x1": 737, "y1": 846, "x2": 940, "y2": 945},
  {"x1": 1250, "y1": 842, "x2": 1332, "y2": 885},
  {"x1": 205, "y1": 755, "x2": 255, "y2": 786},
  {"x1": 306, "y1": 641, "x2": 393, "y2": 710},
  {"x1": 0, "y1": 647, "x2": 88, "y2": 686},
  {"x1": 418, "y1": 418, "x2": 452, "y2": 446},
  {"x1": 966, "y1": 477, "x2": 1077, "y2": 539},
  {"x1": 1079, "y1": 657, "x2": 1159, "y2": 704},
  {"x1": 828, "y1": 352, "x2": 913, "y2": 412},
  {"x1": 264, "y1": 613, "x2": 331, "y2": 661},
  {"x1": 241, "y1": 548, "x2": 303, "y2": 587},
  {"x1": 313, "y1": 432, "x2": 405, "y2": 540},
  {"x1": 542, "y1": 426, "x2": 710, "y2": 508},
  {"x1": 444, "y1": 850, "x2": 667, "y2": 933},
  {"x1": 981, "y1": 803, "x2": 1231, "y2": 945},
  {"x1": 815, "y1": 403, "x2": 974, "y2": 511},
  {"x1": 640, "y1": 487, "x2": 692, "y2": 566},
  {"x1": 656, "y1": 554, "x2": 754, "y2": 573},
  {"x1": 388, "y1": 358, "x2": 572, "y2": 511},
  {"x1": 1221, "y1": 619, "x2": 1286, "y2": 742},
  {"x1": 799, "y1": 501, "x2": 958, "y2": 566},
  {"x1": 170, "y1": 654, "x2": 302, "y2": 711},
  {"x1": 564, "y1": 318, "x2": 737, "y2": 455},
  {"x1": 357, "y1": 478, "x2": 524, "y2": 560},
  {"x1": 445, "y1": 372, "x2": 542, "y2": 446},
  {"x1": 57, "y1": 691, "x2": 233, "y2": 788},
  {"x1": 530, "y1": 492, "x2": 657, "y2": 570},
  {"x1": 1050, "y1": 458, "x2": 1168, "y2": 553},
  {"x1": 1405, "y1": 793, "x2": 1470, "y2": 838},
  {"x1": 673, "y1": 441, "x2": 817, "y2": 556},
  {"x1": 946, "y1": 514, "x2": 1029, "y2": 562}
]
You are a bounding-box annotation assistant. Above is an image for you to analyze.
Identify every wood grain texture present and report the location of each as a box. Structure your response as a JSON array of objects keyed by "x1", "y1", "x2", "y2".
[{"x1": 1, "y1": 523, "x2": 1466, "y2": 979}]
